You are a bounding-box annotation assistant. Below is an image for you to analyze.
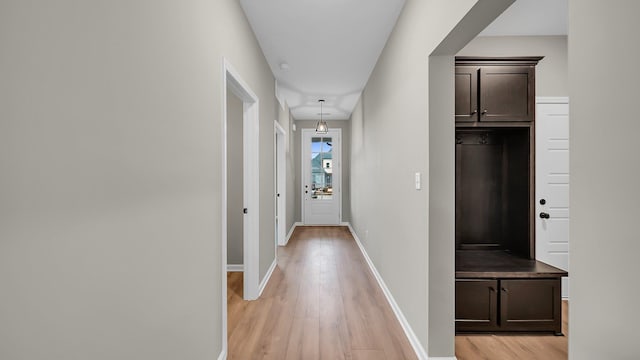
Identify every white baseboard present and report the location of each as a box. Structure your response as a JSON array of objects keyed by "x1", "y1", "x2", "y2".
[
  {"x1": 282, "y1": 222, "x2": 302, "y2": 246},
  {"x1": 226, "y1": 264, "x2": 244, "y2": 272},
  {"x1": 345, "y1": 223, "x2": 429, "y2": 360},
  {"x1": 429, "y1": 357, "x2": 457, "y2": 360},
  {"x1": 217, "y1": 349, "x2": 226, "y2": 360},
  {"x1": 258, "y1": 259, "x2": 277, "y2": 297}
]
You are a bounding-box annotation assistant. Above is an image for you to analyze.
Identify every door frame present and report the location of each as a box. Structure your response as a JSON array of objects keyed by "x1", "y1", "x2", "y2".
[
  {"x1": 222, "y1": 58, "x2": 260, "y2": 321},
  {"x1": 274, "y1": 120, "x2": 287, "y2": 246},
  {"x1": 301, "y1": 128, "x2": 342, "y2": 225}
]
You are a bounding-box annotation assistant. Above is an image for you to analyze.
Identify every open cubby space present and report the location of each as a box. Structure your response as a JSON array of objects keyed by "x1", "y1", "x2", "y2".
[{"x1": 455, "y1": 127, "x2": 531, "y2": 258}]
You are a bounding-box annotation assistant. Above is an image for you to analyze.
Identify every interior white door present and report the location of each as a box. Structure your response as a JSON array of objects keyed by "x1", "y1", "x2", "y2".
[
  {"x1": 536, "y1": 98, "x2": 570, "y2": 298},
  {"x1": 302, "y1": 129, "x2": 341, "y2": 225},
  {"x1": 275, "y1": 121, "x2": 286, "y2": 246}
]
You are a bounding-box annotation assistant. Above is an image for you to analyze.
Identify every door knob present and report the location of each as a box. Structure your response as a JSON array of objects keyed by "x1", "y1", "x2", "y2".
[
  {"x1": 539, "y1": 212, "x2": 550, "y2": 219},
  {"x1": 540, "y1": 199, "x2": 546, "y2": 205}
]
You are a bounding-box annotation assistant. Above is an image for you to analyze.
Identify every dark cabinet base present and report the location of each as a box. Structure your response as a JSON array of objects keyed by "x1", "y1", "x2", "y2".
[
  {"x1": 456, "y1": 278, "x2": 562, "y2": 334},
  {"x1": 456, "y1": 279, "x2": 498, "y2": 331},
  {"x1": 500, "y1": 279, "x2": 562, "y2": 334},
  {"x1": 455, "y1": 251, "x2": 567, "y2": 335}
]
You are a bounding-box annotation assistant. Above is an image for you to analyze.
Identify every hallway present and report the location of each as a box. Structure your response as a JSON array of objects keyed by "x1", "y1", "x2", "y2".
[{"x1": 227, "y1": 226, "x2": 416, "y2": 359}]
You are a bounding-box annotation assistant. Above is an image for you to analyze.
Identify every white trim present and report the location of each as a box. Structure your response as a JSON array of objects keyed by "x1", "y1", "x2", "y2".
[
  {"x1": 226, "y1": 264, "x2": 244, "y2": 272},
  {"x1": 221, "y1": 57, "x2": 261, "y2": 360},
  {"x1": 223, "y1": 58, "x2": 260, "y2": 302},
  {"x1": 274, "y1": 120, "x2": 286, "y2": 136},
  {"x1": 283, "y1": 222, "x2": 302, "y2": 246},
  {"x1": 258, "y1": 259, "x2": 277, "y2": 297},
  {"x1": 428, "y1": 357, "x2": 457, "y2": 360},
  {"x1": 536, "y1": 96, "x2": 569, "y2": 104},
  {"x1": 275, "y1": 121, "x2": 287, "y2": 246},
  {"x1": 345, "y1": 223, "x2": 429, "y2": 360},
  {"x1": 217, "y1": 350, "x2": 226, "y2": 360}
]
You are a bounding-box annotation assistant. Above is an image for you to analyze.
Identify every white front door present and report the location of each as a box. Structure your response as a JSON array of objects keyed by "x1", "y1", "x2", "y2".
[
  {"x1": 302, "y1": 129, "x2": 341, "y2": 225},
  {"x1": 536, "y1": 97, "x2": 570, "y2": 298}
]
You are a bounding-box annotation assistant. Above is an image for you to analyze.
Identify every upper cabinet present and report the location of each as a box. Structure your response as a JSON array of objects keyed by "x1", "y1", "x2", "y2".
[
  {"x1": 455, "y1": 66, "x2": 478, "y2": 122},
  {"x1": 455, "y1": 57, "x2": 542, "y2": 124}
]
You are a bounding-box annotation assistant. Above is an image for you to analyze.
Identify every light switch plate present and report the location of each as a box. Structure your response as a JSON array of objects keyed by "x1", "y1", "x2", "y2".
[{"x1": 415, "y1": 172, "x2": 421, "y2": 190}]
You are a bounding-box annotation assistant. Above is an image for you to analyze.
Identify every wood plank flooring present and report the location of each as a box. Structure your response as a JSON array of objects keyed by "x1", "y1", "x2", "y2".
[
  {"x1": 227, "y1": 226, "x2": 416, "y2": 360},
  {"x1": 227, "y1": 225, "x2": 569, "y2": 360},
  {"x1": 455, "y1": 300, "x2": 569, "y2": 360}
]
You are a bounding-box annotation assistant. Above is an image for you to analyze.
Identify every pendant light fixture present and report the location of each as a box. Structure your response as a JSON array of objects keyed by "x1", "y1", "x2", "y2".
[{"x1": 315, "y1": 99, "x2": 328, "y2": 134}]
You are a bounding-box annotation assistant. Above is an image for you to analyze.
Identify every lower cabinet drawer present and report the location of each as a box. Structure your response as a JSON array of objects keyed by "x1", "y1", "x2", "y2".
[{"x1": 456, "y1": 278, "x2": 562, "y2": 334}]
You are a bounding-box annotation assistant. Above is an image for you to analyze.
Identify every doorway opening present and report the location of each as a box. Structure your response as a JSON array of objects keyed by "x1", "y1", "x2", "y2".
[{"x1": 221, "y1": 58, "x2": 261, "y2": 357}]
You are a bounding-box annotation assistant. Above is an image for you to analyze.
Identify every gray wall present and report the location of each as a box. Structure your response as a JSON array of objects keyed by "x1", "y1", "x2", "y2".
[
  {"x1": 227, "y1": 90, "x2": 243, "y2": 265},
  {"x1": 350, "y1": 0, "x2": 513, "y2": 356},
  {"x1": 569, "y1": 1, "x2": 640, "y2": 359},
  {"x1": 294, "y1": 120, "x2": 351, "y2": 223},
  {"x1": 458, "y1": 35, "x2": 568, "y2": 97},
  {"x1": 0, "y1": 1, "x2": 276, "y2": 359}
]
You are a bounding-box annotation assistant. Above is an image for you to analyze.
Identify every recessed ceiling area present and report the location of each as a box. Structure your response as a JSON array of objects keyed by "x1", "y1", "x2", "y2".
[
  {"x1": 240, "y1": 0, "x2": 406, "y2": 120},
  {"x1": 240, "y1": 0, "x2": 567, "y2": 121}
]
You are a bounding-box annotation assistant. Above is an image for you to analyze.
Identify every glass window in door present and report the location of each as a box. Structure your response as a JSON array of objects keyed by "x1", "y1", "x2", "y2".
[{"x1": 310, "y1": 137, "x2": 333, "y2": 199}]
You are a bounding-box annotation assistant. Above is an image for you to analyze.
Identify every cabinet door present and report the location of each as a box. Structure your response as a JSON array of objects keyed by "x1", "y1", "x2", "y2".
[
  {"x1": 480, "y1": 66, "x2": 534, "y2": 122},
  {"x1": 456, "y1": 279, "x2": 498, "y2": 332},
  {"x1": 500, "y1": 279, "x2": 562, "y2": 333},
  {"x1": 455, "y1": 66, "x2": 479, "y2": 122}
]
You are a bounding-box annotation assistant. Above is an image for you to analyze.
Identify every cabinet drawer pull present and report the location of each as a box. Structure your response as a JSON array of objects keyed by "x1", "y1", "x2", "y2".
[{"x1": 481, "y1": 109, "x2": 488, "y2": 114}]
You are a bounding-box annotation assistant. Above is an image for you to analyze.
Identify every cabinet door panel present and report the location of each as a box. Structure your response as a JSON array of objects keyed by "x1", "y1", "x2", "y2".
[
  {"x1": 500, "y1": 279, "x2": 562, "y2": 333},
  {"x1": 455, "y1": 66, "x2": 478, "y2": 122},
  {"x1": 480, "y1": 66, "x2": 534, "y2": 122},
  {"x1": 456, "y1": 279, "x2": 498, "y2": 332}
]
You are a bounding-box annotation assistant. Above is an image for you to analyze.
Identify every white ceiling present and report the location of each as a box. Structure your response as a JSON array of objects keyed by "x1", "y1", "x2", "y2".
[
  {"x1": 240, "y1": 0, "x2": 567, "y2": 121},
  {"x1": 480, "y1": 0, "x2": 567, "y2": 36},
  {"x1": 240, "y1": 0, "x2": 405, "y2": 120}
]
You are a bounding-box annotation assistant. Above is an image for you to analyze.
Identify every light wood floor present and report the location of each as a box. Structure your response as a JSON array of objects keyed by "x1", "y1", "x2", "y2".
[
  {"x1": 227, "y1": 225, "x2": 569, "y2": 360},
  {"x1": 227, "y1": 226, "x2": 417, "y2": 360},
  {"x1": 455, "y1": 301, "x2": 568, "y2": 360}
]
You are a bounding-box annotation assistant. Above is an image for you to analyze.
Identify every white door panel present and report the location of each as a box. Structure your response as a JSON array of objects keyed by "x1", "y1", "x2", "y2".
[
  {"x1": 547, "y1": 183, "x2": 569, "y2": 207},
  {"x1": 546, "y1": 149, "x2": 569, "y2": 173},
  {"x1": 302, "y1": 129, "x2": 341, "y2": 225},
  {"x1": 536, "y1": 98, "x2": 570, "y2": 298}
]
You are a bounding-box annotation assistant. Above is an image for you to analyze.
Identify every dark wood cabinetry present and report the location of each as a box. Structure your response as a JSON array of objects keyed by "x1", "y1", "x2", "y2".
[
  {"x1": 454, "y1": 57, "x2": 567, "y2": 335},
  {"x1": 500, "y1": 279, "x2": 561, "y2": 332},
  {"x1": 455, "y1": 66, "x2": 478, "y2": 122},
  {"x1": 455, "y1": 279, "x2": 498, "y2": 331},
  {"x1": 455, "y1": 251, "x2": 566, "y2": 334},
  {"x1": 455, "y1": 57, "x2": 541, "y2": 123},
  {"x1": 456, "y1": 277, "x2": 563, "y2": 334}
]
